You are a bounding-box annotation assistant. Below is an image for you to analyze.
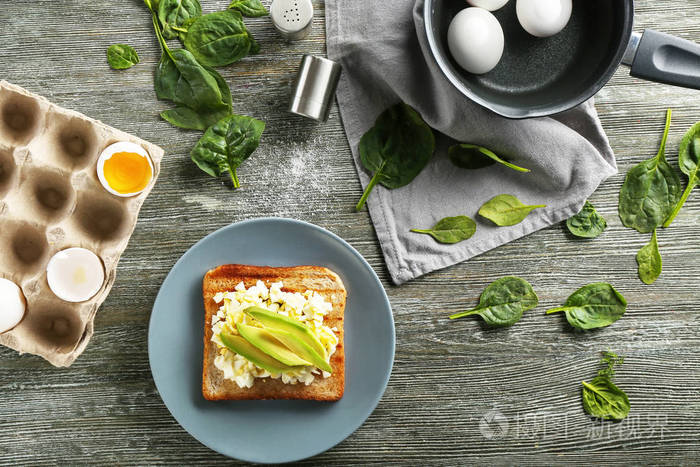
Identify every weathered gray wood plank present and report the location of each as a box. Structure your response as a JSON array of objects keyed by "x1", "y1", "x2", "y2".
[{"x1": 1, "y1": 0, "x2": 699, "y2": 465}]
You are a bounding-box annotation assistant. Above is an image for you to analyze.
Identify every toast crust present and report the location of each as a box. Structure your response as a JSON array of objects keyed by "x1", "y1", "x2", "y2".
[{"x1": 202, "y1": 265, "x2": 346, "y2": 401}]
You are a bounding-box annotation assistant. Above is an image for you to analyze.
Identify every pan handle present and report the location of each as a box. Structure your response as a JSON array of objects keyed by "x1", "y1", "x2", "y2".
[{"x1": 622, "y1": 30, "x2": 700, "y2": 90}]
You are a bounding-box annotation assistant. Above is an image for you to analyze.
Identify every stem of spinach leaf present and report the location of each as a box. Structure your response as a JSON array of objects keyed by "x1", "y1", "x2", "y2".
[
  {"x1": 656, "y1": 108, "x2": 672, "y2": 160},
  {"x1": 498, "y1": 159, "x2": 530, "y2": 173},
  {"x1": 150, "y1": 9, "x2": 174, "y2": 61},
  {"x1": 663, "y1": 174, "x2": 696, "y2": 227},
  {"x1": 228, "y1": 167, "x2": 240, "y2": 188},
  {"x1": 356, "y1": 161, "x2": 386, "y2": 211},
  {"x1": 545, "y1": 307, "x2": 567, "y2": 314},
  {"x1": 448, "y1": 309, "x2": 481, "y2": 320},
  {"x1": 479, "y1": 146, "x2": 530, "y2": 173}
]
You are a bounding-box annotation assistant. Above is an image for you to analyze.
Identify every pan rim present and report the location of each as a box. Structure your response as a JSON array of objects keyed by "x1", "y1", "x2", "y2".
[{"x1": 423, "y1": 0, "x2": 635, "y2": 119}]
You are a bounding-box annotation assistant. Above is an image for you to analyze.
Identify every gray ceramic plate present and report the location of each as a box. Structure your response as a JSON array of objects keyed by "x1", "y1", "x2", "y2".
[{"x1": 148, "y1": 218, "x2": 395, "y2": 463}]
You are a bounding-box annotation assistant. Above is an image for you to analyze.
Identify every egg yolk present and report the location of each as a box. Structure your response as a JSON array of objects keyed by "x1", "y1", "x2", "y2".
[{"x1": 103, "y1": 151, "x2": 152, "y2": 194}]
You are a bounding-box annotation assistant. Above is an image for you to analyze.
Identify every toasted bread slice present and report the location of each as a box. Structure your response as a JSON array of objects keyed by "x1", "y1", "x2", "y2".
[{"x1": 202, "y1": 264, "x2": 346, "y2": 401}]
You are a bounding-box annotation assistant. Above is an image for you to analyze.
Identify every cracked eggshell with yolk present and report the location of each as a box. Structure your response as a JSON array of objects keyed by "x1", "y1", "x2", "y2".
[{"x1": 97, "y1": 141, "x2": 153, "y2": 197}]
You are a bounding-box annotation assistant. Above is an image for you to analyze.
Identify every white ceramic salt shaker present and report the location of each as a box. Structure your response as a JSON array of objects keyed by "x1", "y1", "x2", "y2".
[{"x1": 271, "y1": 0, "x2": 314, "y2": 41}]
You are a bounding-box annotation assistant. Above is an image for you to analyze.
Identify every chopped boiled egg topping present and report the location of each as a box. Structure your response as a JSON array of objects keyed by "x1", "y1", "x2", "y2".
[{"x1": 211, "y1": 281, "x2": 339, "y2": 389}]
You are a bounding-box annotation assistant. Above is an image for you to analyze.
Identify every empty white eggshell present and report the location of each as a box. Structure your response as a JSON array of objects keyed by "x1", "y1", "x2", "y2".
[
  {"x1": 0, "y1": 278, "x2": 26, "y2": 333},
  {"x1": 448, "y1": 8, "x2": 505, "y2": 75},
  {"x1": 46, "y1": 248, "x2": 105, "y2": 303},
  {"x1": 516, "y1": 0, "x2": 572, "y2": 38},
  {"x1": 466, "y1": 0, "x2": 509, "y2": 11}
]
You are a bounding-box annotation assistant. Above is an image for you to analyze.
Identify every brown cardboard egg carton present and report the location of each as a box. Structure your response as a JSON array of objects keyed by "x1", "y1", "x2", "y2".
[{"x1": 0, "y1": 81, "x2": 163, "y2": 367}]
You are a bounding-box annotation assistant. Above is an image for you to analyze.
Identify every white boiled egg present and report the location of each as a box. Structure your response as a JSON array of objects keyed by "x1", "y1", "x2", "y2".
[
  {"x1": 516, "y1": 0, "x2": 572, "y2": 38},
  {"x1": 0, "y1": 278, "x2": 25, "y2": 333},
  {"x1": 466, "y1": 0, "x2": 509, "y2": 11},
  {"x1": 46, "y1": 248, "x2": 105, "y2": 303},
  {"x1": 448, "y1": 8, "x2": 504, "y2": 75}
]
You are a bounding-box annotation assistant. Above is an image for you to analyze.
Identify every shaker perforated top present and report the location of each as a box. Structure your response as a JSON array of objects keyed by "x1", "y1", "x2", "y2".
[{"x1": 271, "y1": 0, "x2": 314, "y2": 40}]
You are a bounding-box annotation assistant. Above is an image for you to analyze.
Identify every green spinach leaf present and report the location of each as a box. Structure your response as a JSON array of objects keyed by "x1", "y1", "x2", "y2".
[
  {"x1": 175, "y1": 16, "x2": 198, "y2": 42},
  {"x1": 155, "y1": 48, "x2": 230, "y2": 116},
  {"x1": 664, "y1": 121, "x2": 700, "y2": 227},
  {"x1": 637, "y1": 230, "x2": 662, "y2": 285},
  {"x1": 107, "y1": 44, "x2": 140, "y2": 70},
  {"x1": 191, "y1": 114, "x2": 265, "y2": 188},
  {"x1": 229, "y1": 0, "x2": 268, "y2": 17},
  {"x1": 160, "y1": 105, "x2": 233, "y2": 131},
  {"x1": 356, "y1": 103, "x2": 435, "y2": 211},
  {"x1": 449, "y1": 143, "x2": 530, "y2": 173},
  {"x1": 151, "y1": 12, "x2": 232, "y2": 129},
  {"x1": 546, "y1": 283, "x2": 627, "y2": 330},
  {"x1": 157, "y1": 0, "x2": 202, "y2": 39},
  {"x1": 478, "y1": 194, "x2": 545, "y2": 227},
  {"x1": 411, "y1": 216, "x2": 476, "y2": 244},
  {"x1": 581, "y1": 352, "x2": 630, "y2": 421},
  {"x1": 619, "y1": 109, "x2": 682, "y2": 233},
  {"x1": 449, "y1": 276, "x2": 538, "y2": 326},
  {"x1": 158, "y1": 60, "x2": 233, "y2": 130},
  {"x1": 566, "y1": 201, "x2": 607, "y2": 239},
  {"x1": 184, "y1": 9, "x2": 257, "y2": 67}
]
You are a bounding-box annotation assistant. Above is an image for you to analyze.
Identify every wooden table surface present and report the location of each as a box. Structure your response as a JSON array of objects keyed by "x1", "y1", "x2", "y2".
[{"x1": 1, "y1": 0, "x2": 699, "y2": 465}]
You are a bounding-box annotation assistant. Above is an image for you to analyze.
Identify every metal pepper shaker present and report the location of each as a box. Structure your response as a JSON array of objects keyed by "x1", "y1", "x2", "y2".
[
  {"x1": 289, "y1": 55, "x2": 342, "y2": 122},
  {"x1": 270, "y1": 0, "x2": 314, "y2": 41}
]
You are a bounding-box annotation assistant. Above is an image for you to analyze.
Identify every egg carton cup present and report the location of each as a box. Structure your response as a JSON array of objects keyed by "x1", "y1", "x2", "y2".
[{"x1": 0, "y1": 81, "x2": 163, "y2": 367}]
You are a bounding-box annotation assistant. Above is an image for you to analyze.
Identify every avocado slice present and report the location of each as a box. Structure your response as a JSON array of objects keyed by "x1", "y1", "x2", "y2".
[
  {"x1": 236, "y1": 323, "x2": 312, "y2": 367},
  {"x1": 266, "y1": 327, "x2": 332, "y2": 374},
  {"x1": 244, "y1": 306, "x2": 328, "y2": 359},
  {"x1": 219, "y1": 332, "x2": 299, "y2": 374}
]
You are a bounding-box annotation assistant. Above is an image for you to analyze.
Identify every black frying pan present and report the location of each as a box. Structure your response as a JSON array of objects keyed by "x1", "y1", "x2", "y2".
[{"x1": 424, "y1": 0, "x2": 700, "y2": 118}]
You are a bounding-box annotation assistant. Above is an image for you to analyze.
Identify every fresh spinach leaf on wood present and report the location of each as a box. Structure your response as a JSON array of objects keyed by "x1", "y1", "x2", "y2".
[
  {"x1": 619, "y1": 109, "x2": 682, "y2": 233},
  {"x1": 546, "y1": 283, "x2": 627, "y2": 330},
  {"x1": 184, "y1": 9, "x2": 257, "y2": 67},
  {"x1": 478, "y1": 194, "x2": 545, "y2": 227},
  {"x1": 159, "y1": 61, "x2": 233, "y2": 130},
  {"x1": 174, "y1": 16, "x2": 198, "y2": 42},
  {"x1": 664, "y1": 121, "x2": 700, "y2": 227},
  {"x1": 581, "y1": 352, "x2": 630, "y2": 421},
  {"x1": 637, "y1": 230, "x2": 662, "y2": 285},
  {"x1": 107, "y1": 44, "x2": 140, "y2": 70},
  {"x1": 191, "y1": 114, "x2": 265, "y2": 188},
  {"x1": 155, "y1": 48, "x2": 231, "y2": 123},
  {"x1": 355, "y1": 103, "x2": 435, "y2": 211},
  {"x1": 449, "y1": 143, "x2": 530, "y2": 172},
  {"x1": 160, "y1": 105, "x2": 233, "y2": 132},
  {"x1": 158, "y1": 0, "x2": 202, "y2": 40},
  {"x1": 449, "y1": 276, "x2": 538, "y2": 326},
  {"x1": 566, "y1": 201, "x2": 607, "y2": 239},
  {"x1": 229, "y1": 0, "x2": 269, "y2": 17},
  {"x1": 151, "y1": 11, "x2": 233, "y2": 130},
  {"x1": 411, "y1": 216, "x2": 476, "y2": 244}
]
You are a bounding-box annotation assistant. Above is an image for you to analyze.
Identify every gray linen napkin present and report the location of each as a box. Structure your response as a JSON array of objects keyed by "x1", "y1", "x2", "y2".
[{"x1": 325, "y1": 0, "x2": 617, "y2": 285}]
